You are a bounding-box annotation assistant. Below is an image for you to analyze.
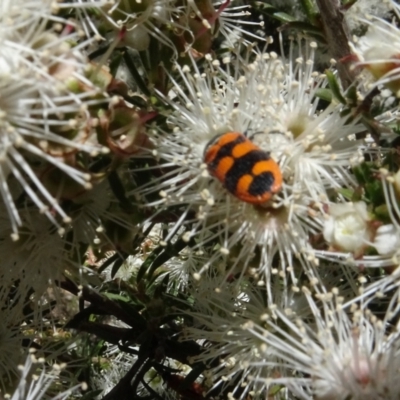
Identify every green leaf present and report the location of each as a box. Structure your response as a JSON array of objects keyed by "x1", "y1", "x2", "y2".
[
  {"x1": 137, "y1": 246, "x2": 164, "y2": 283},
  {"x1": 302, "y1": 31, "x2": 327, "y2": 44},
  {"x1": 282, "y1": 21, "x2": 322, "y2": 34},
  {"x1": 365, "y1": 180, "x2": 385, "y2": 205},
  {"x1": 339, "y1": 107, "x2": 352, "y2": 118},
  {"x1": 336, "y1": 188, "x2": 354, "y2": 201},
  {"x1": 123, "y1": 48, "x2": 151, "y2": 97},
  {"x1": 98, "y1": 252, "x2": 124, "y2": 274},
  {"x1": 253, "y1": 2, "x2": 278, "y2": 11},
  {"x1": 352, "y1": 162, "x2": 372, "y2": 185},
  {"x1": 273, "y1": 12, "x2": 296, "y2": 23},
  {"x1": 315, "y1": 88, "x2": 332, "y2": 103},
  {"x1": 345, "y1": 85, "x2": 358, "y2": 107},
  {"x1": 299, "y1": 0, "x2": 318, "y2": 22},
  {"x1": 325, "y1": 70, "x2": 346, "y2": 104},
  {"x1": 154, "y1": 273, "x2": 170, "y2": 298},
  {"x1": 111, "y1": 255, "x2": 127, "y2": 279},
  {"x1": 374, "y1": 204, "x2": 390, "y2": 222},
  {"x1": 108, "y1": 170, "x2": 136, "y2": 213},
  {"x1": 109, "y1": 52, "x2": 123, "y2": 78},
  {"x1": 268, "y1": 384, "x2": 284, "y2": 396},
  {"x1": 105, "y1": 293, "x2": 131, "y2": 302},
  {"x1": 147, "y1": 238, "x2": 188, "y2": 281}
]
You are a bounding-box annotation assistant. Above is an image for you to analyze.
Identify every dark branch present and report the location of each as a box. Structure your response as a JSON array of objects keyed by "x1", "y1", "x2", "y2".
[{"x1": 316, "y1": 0, "x2": 354, "y2": 89}]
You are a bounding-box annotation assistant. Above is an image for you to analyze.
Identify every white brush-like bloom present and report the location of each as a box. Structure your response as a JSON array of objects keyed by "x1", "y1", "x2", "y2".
[
  {"x1": 180, "y1": 274, "x2": 310, "y2": 399},
  {"x1": 0, "y1": 294, "x2": 32, "y2": 390},
  {"x1": 188, "y1": 0, "x2": 265, "y2": 45},
  {"x1": 79, "y1": 0, "x2": 265, "y2": 53},
  {"x1": 323, "y1": 201, "x2": 372, "y2": 254},
  {"x1": 54, "y1": 0, "x2": 109, "y2": 40},
  {"x1": 315, "y1": 168, "x2": 400, "y2": 270},
  {"x1": 91, "y1": 346, "x2": 136, "y2": 397},
  {"x1": 344, "y1": 0, "x2": 392, "y2": 31},
  {"x1": 91, "y1": 340, "x2": 183, "y2": 399},
  {"x1": 0, "y1": 2, "x2": 109, "y2": 238},
  {"x1": 7, "y1": 352, "x2": 83, "y2": 400},
  {"x1": 77, "y1": 0, "x2": 186, "y2": 49},
  {"x1": 353, "y1": 167, "x2": 400, "y2": 306},
  {"x1": 133, "y1": 40, "x2": 365, "y2": 294},
  {"x1": 314, "y1": 166, "x2": 400, "y2": 310},
  {"x1": 245, "y1": 285, "x2": 400, "y2": 400},
  {"x1": 350, "y1": 1, "x2": 400, "y2": 93},
  {"x1": 0, "y1": 207, "x2": 68, "y2": 297},
  {"x1": 373, "y1": 223, "x2": 400, "y2": 255},
  {"x1": 65, "y1": 178, "x2": 141, "y2": 256}
]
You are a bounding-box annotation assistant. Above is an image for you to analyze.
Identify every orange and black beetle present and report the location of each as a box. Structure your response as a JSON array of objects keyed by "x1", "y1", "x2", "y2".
[{"x1": 203, "y1": 132, "x2": 282, "y2": 204}]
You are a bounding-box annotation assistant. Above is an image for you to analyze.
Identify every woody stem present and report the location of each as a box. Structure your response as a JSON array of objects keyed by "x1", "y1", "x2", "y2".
[{"x1": 315, "y1": 0, "x2": 354, "y2": 89}]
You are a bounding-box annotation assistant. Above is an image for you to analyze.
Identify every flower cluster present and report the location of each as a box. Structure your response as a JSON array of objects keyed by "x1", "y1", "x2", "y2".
[{"x1": 3, "y1": 0, "x2": 400, "y2": 399}]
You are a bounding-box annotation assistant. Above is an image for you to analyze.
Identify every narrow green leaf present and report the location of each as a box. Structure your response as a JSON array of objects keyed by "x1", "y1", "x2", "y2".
[
  {"x1": 111, "y1": 255, "x2": 126, "y2": 279},
  {"x1": 325, "y1": 70, "x2": 346, "y2": 104},
  {"x1": 336, "y1": 188, "x2": 354, "y2": 201},
  {"x1": 315, "y1": 88, "x2": 332, "y2": 103},
  {"x1": 339, "y1": 108, "x2": 352, "y2": 118},
  {"x1": 375, "y1": 204, "x2": 390, "y2": 221},
  {"x1": 105, "y1": 293, "x2": 131, "y2": 302},
  {"x1": 273, "y1": 12, "x2": 296, "y2": 23},
  {"x1": 345, "y1": 85, "x2": 358, "y2": 106},
  {"x1": 283, "y1": 21, "x2": 322, "y2": 34},
  {"x1": 302, "y1": 31, "x2": 327, "y2": 44},
  {"x1": 136, "y1": 246, "x2": 164, "y2": 283},
  {"x1": 123, "y1": 48, "x2": 151, "y2": 97},
  {"x1": 154, "y1": 273, "x2": 170, "y2": 298},
  {"x1": 299, "y1": 0, "x2": 317, "y2": 22},
  {"x1": 108, "y1": 170, "x2": 136, "y2": 213},
  {"x1": 98, "y1": 253, "x2": 123, "y2": 274},
  {"x1": 253, "y1": 2, "x2": 278, "y2": 11},
  {"x1": 109, "y1": 52, "x2": 123, "y2": 78},
  {"x1": 147, "y1": 238, "x2": 188, "y2": 281}
]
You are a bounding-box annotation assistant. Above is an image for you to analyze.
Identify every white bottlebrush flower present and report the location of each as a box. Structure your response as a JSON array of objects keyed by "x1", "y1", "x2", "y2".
[
  {"x1": 67, "y1": 179, "x2": 114, "y2": 247},
  {"x1": 315, "y1": 168, "x2": 400, "y2": 271},
  {"x1": 372, "y1": 223, "x2": 400, "y2": 255},
  {"x1": 101, "y1": 254, "x2": 142, "y2": 282},
  {"x1": 309, "y1": 260, "x2": 360, "y2": 302},
  {"x1": 189, "y1": 0, "x2": 265, "y2": 46},
  {"x1": 91, "y1": 346, "x2": 136, "y2": 397},
  {"x1": 245, "y1": 285, "x2": 400, "y2": 400},
  {"x1": 372, "y1": 167, "x2": 400, "y2": 259},
  {"x1": 7, "y1": 352, "x2": 83, "y2": 400},
  {"x1": 66, "y1": 178, "x2": 141, "y2": 254},
  {"x1": 54, "y1": 0, "x2": 109, "y2": 39},
  {"x1": 323, "y1": 201, "x2": 372, "y2": 254},
  {"x1": 0, "y1": 5, "x2": 109, "y2": 238},
  {"x1": 162, "y1": 248, "x2": 212, "y2": 290},
  {"x1": 0, "y1": 207, "x2": 68, "y2": 298},
  {"x1": 313, "y1": 167, "x2": 400, "y2": 314},
  {"x1": 81, "y1": 0, "x2": 265, "y2": 53},
  {"x1": 79, "y1": 0, "x2": 186, "y2": 49},
  {"x1": 91, "y1": 341, "x2": 182, "y2": 399},
  {"x1": 0, "y1": 293, "x2": 32, "y2": 390},
  {"x1": 344, "y1": 0, "x2": 392, "y2": 31},
  {"x1": 350, "y1": 1, "x2": 400, "y2": 92},
  {"x1": 344, "y1": 168, "x2": 400, "y2": 303},
  {"x1": 133, "y1": 40, "x2": 365, "y2": 292},
  {"x1": 180, "y1": 274, "x2": 310, "y2": 399}
]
